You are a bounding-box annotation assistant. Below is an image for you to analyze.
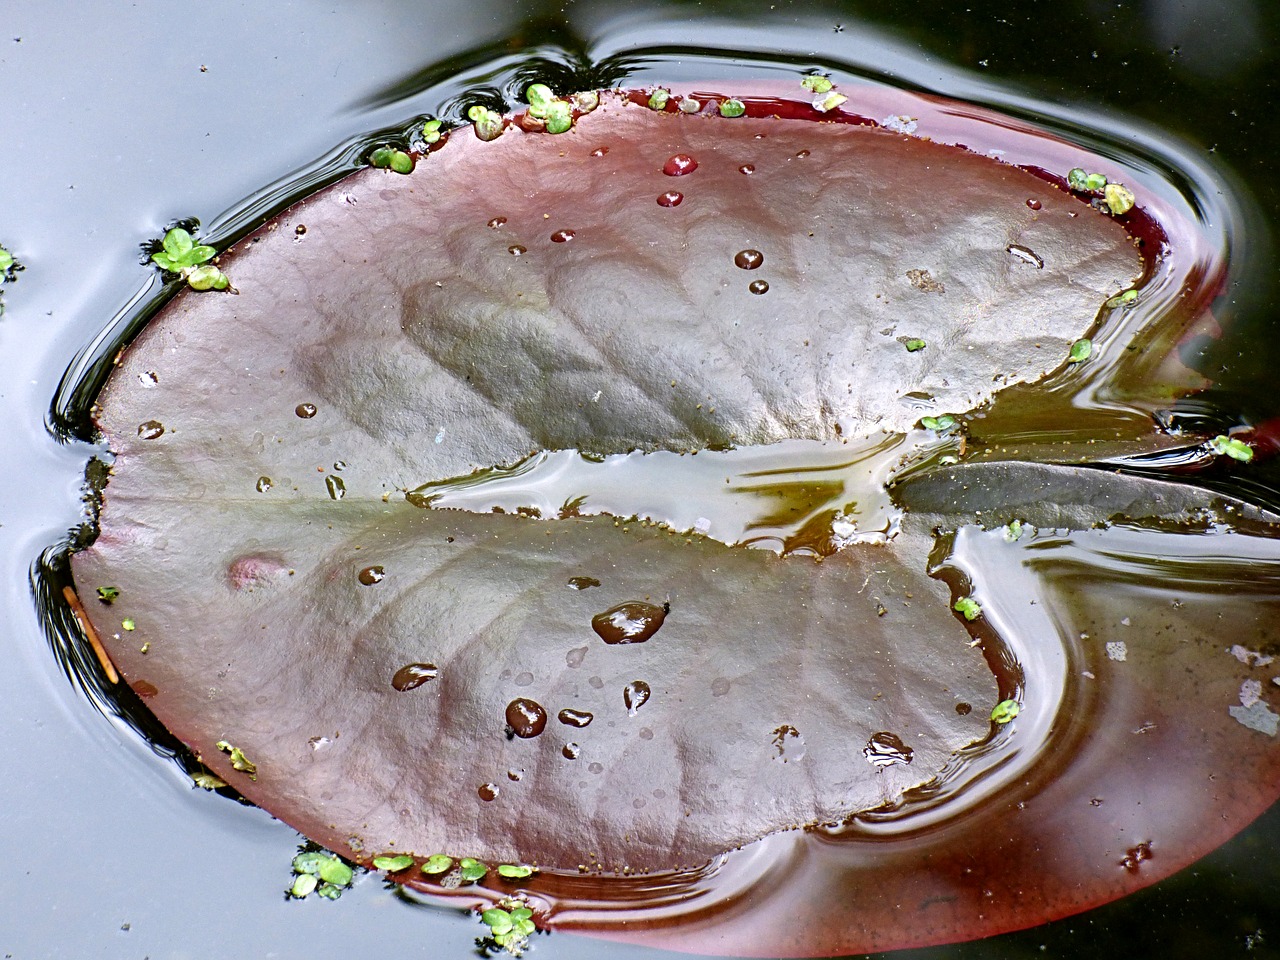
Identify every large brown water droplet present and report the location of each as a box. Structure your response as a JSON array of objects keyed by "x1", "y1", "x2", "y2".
[
  {"x1": 591, "y1": 601, "x2": 667, "y2": 644},
  {"x1": 864, "y1": 731, "x2": 914, "y2": 767},
  {"x1": 748, "y1": 279, "x2": 770, "y2": 295},
  {"x1": 391, "y1": 662, "x2": 438, "y2": 691},
  {"x1": 558, "y1": 708, "x2": 594, "y2": 728},
  {"x1": 478, "y1": 782, "x2": 499, "y2": 802},
  {"x1": 295, "y1": 402, "x2": 318, "y2": 418},
  {"x1": 505, "y1": 698, "x2": 548, "y2": 738},
  {"x1": 357, "y1": 565, "x2": 385, "y2": 585},
  {"x1": 657, "y1": 191, "x2": 683, "y2": 207},
  {"x1": 662, "y1": 153, "x2": 698, "y2": 176},
  {"x1": 734, "y1": 249, "x2": 764, "y2": 270},
  {"x1": 550, "y1": 229, "x2": 575, "y2": 243},
  {"x1": 624, "y1": 680, "x2": 651, "y2": 716},
  {"x1": 137, "y1": 420, "x2": 164, "y2": 439},
  {"x1": 562, "y1": 742, "x2": 581, "y2": 760}
]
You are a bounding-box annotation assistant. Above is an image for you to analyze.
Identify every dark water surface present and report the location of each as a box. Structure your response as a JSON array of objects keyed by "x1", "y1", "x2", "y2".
[{"x1": 4, "y1": 1, "x2": 1280, "y2": 958}]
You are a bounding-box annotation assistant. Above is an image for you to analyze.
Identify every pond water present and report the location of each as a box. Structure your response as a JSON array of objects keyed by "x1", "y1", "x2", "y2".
[{"x1": 4, "y1": 1, "x2": 1280, "y2": 958}]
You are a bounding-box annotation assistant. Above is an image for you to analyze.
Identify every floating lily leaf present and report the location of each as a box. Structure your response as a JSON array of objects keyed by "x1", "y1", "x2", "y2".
[{"x1": 69, "y1": 90, "x2": 1280, "y2": 956}]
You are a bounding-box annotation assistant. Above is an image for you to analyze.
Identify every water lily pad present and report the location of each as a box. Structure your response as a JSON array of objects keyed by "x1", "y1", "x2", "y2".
[{"x1": 68, "y1": 90, "x2": 1280, "y2": 955}]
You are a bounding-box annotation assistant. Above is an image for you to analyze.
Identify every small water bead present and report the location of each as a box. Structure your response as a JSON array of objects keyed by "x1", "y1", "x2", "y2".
[
  {"x1": 558, "y1": 708, "x2": 594, "y2": 728},
  {"x1": 562, "y1": 742, "x2": 581, "y2": 760},
  {"x1": 508, "y1": 244, "x2": 526, "y2": 256},
  {"x1": 738, "y1": 163, "x2": 755, "y2": 175},
  {"x1": 565, "y1": 645, "x2": 587, "y2": 668},
  {"x1": 592, "y1": 601, "x2": 668, "y2": 644},
  {"x1": 255, "y1": 476, "x2": 273, "y2": 493},
  {"x1": 864, "y1": 731, "x2": 914, "y2": 767},
  {"x1": 505, "y1": 698, "x2": 548, "y2": 738},
  {"x1": 295, "y1": 402, "x2": 318, "y2": 418},
  {"x1": 294, "y1": 224, "x2": 307, "y2": 237},
  {"x1": 550, "y1": 229, "x2": 575, "y2": 243},
  {"x1": 325, "y1": 475, "x2": 346, "y2": 500},
  {"x1": 478, "y1": 782, "x2": 500, "y2": 802},
  {"x1": 391, "y1": 662, "x2": 438, "y2": 691},
  {"x1": 137, "y1": 420, "x2": 164, "y2": 439},
  {"x1": 638, "y1": 727, "x2": 654, "y2": 741},
  {"x1": 662, "y1": 154, "x2": 698, "y2": 176},
  {"x1": 332, "y1": 460, "x2": 346, "y2": 471},
  {"x1": 624, "y1": 680, "x2": 651, "y2": 716},
  {"x1": 748, "y1": 279, "x2": 770, "y2": 295},
  {"x1": 514, "y1": 671, "x2": 534, "y2": 687},
  {"x1": 656, "y1": 191, "x2": 683, "y2": 207},
  {"x1": 589, "y1": 146, "x2": 608, "y2": 157},
  {"x1": 794, "y1": 149, "x2": 811, "y2": 159},
  {"x1": 567, "y1": 576, "x2": 600, "y2": 590},
  {"x1": 588, "y1": 675, "x2": 604, "y2": 690},
  {"x1": 507, "y1": 768, "x2": 524, "y2": 782},
  {"x1": 734, "y1": 249, "x2": 764, "y2": 270},
  {"x1": 955, "y1": 701, "x2": 973, "y2": 716},
  {"x1": 357, "y1": 565, "x2": 385, "y2": 585},
  {"x1": 487, "y1": 216, "x2": 507, "y2": 228},
  {"x1": 588, "y1": 762, "x2": 604, "y2": 774},
  {"x1": 1026, "y1": 198, "x2": 1042, "y2": 210}
]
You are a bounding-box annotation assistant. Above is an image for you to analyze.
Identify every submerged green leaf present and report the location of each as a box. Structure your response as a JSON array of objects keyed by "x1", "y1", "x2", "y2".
[
  {"x1": 990, "y1": 700, "x2": 1021, "y2": 724},
  {"x1": 1068, "y1": 338, "x2": 1092, "y2": 363},
  {"x1": 373, "y1": 854, "x2": 415, "y2": 872}
]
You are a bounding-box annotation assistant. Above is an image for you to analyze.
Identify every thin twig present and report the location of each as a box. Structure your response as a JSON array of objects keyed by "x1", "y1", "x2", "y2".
[{"x1": 62, "y1": 584, "x2": 119, "y2": 684}]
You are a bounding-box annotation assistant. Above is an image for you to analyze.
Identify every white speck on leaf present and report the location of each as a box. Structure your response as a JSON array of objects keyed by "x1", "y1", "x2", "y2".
[
  {"x1": 1231, "y1": 644, "x2": 1274, "y2": 666},
  {"x1": 1240, "y1": 679, "x2": 1264, "y2": 709}
]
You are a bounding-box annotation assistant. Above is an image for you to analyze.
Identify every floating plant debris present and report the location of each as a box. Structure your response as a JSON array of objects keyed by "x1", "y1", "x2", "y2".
[{"x1": 67, "y1": 86, "x2": 1280, "y2": 959}]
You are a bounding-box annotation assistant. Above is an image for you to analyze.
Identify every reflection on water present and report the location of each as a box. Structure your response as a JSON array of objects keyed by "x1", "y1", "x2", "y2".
[{"x1": 8, "y1": 0, "x2": 1280, "y2": 958}]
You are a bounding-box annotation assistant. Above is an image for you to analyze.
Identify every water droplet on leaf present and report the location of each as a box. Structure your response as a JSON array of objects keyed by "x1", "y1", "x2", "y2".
[
  {"x1": 624, "y1": 680, "x2": 651, "y2": 716},
  {"x1": 558, "y1": 708, "x2": 593, "y2": 728},
  {"x1": 357, "y1": 565, "x2": 385, "y2": 585},
  {"x1": 591, "y1": 601, "x2": 667, "y2": 644},
  {"x1": 864, "y1": 731, "x2": 914, "y2": 767},
  {"x1": 391, "y1": 662, "x2": 438, "y2": 691},
  {"x1": 505, "y1": 698, "x2": 548, "y2": 738},
  {"x1": 137, "y1": 420, "x2": 164, "y2": 439},
  {"x1": 662, "y1": 154, "x2": 698, "y2": 176},
  {"x1": 295, "y1": 402, "x2": 318, "y2": 418}
]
